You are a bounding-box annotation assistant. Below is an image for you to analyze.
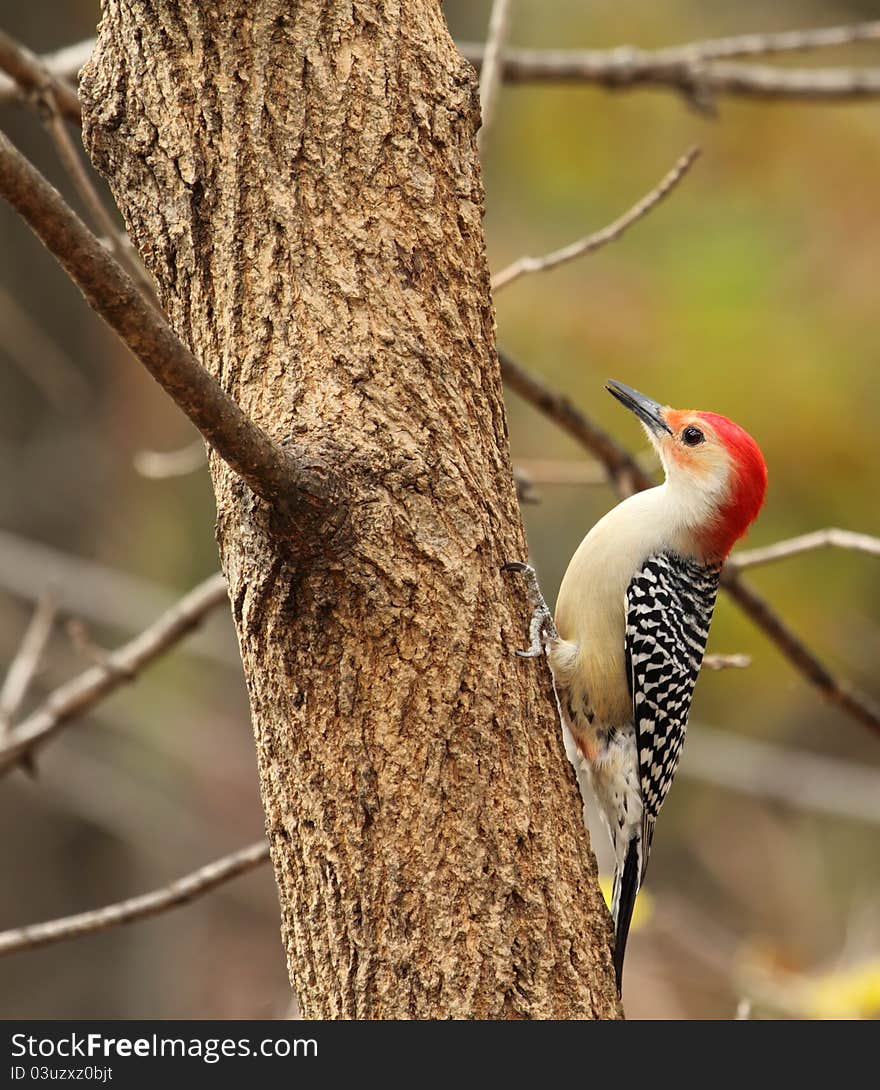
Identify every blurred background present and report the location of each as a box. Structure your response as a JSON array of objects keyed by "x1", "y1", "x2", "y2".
[{"x1": 0, "y1": 0, "x2": 878, "y2": 1020}]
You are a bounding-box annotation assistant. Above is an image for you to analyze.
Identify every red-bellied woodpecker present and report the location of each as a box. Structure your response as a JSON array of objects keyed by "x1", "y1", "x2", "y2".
[{"x1": 505, "y1": 380, "x2": 767, "y2": 994}]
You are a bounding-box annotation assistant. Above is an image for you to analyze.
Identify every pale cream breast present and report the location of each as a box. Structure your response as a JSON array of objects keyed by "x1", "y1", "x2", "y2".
[{"x1": 553, "y1": 486, "x2": 674, "y2": 726}]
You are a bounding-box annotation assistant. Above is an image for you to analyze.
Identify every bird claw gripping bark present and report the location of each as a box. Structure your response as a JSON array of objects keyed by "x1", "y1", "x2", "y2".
[{"x1": 501, "y1": 562, "x2": 558, "y2": 657}]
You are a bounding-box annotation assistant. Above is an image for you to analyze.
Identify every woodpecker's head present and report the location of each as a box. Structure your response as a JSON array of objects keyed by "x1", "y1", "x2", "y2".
[{"x1": 606, "y1": 379, "x2": 767, "y2": 560}]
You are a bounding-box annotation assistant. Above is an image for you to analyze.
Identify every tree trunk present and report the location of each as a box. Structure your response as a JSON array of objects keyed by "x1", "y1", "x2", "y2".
[{"x1": 80, "y1": 0, "x2": 620, "y2": 1019}]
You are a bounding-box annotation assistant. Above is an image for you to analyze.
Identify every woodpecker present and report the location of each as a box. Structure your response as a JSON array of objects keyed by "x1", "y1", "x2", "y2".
[{"x1": 505, "y1": 380, "x2": 767, "y2": 994}]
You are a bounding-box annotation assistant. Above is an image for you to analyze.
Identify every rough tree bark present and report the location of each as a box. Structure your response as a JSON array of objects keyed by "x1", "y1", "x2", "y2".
[{"x1": 80, "y1": 0, "x2": 621, "y2": 1018}]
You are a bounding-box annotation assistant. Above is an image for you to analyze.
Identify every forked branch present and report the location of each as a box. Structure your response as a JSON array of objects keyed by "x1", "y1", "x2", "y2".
[{"x1": 0, "y1": 129, "x2": 344, "y2": 543}]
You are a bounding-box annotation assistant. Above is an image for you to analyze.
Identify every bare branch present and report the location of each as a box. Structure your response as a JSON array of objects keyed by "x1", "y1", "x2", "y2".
[
  {"x1": 134, "y1": 439, "x2": 207, "y2": 479},
  {"x1": 0, "y1": 29, "x2": 155, "y2": 298},
  {"x1": 499, "y1": 350, "x2": 649, "y2": 497},
  {"x1": 647, "y1": 22, "x2": 880, "y2": 63},
  {"x1": 719, "y1": 572, "x2": 880, "y2": 736},
  {"x1": 0, "y1": 840, "x2": 270, "y2": 958},
  {"x1": 41, "y1": 103, "x2": 155, "y2": 298},
  {"x1": 0, "y1": 530, "x2": 235, "y2": 666},
  {"x1": 0, "y1": 127, "x2": 342, "y2": 539},
  {"x1": 0, "y1": 29, "x2": 80, "y2": 123},
  {"x1": 500, "y1": 349, "x2": 880, "y2": 738},
  {"x1": 460, "y1": 39, "x2": 880, "y2": 105},
  {"x1": 477, "y1": 0, "x2": 513, "y2": 155},
  {"x1": 0, "y1": 573, "x2": 228, "y2": 774},
  {"x1": 729, "y1": 528, "x2": 880, "y2": 571},
  {"x1": 514, "y1": 456, "x2": 649, "y2": 487},
  {"x1": 702, "y1": 654, "x2": 751, "y2": 672},
  {"x1": 0, "y1": 592, "x2": 57, "y2": 732},
  {"x1": 492, "y1": 147, "x2": 700, "y2": 292},
  {"x1": 0, "y1": 39, "x2": 93, "y2": 108},
  {"x1": 7, "y1": 24, "x2": 880, "y2": 121}
]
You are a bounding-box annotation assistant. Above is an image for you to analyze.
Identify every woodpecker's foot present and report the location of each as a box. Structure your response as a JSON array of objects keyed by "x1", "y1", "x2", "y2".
[{"x1": 501, "y1": 561, "x2": 558, "y2": 657}]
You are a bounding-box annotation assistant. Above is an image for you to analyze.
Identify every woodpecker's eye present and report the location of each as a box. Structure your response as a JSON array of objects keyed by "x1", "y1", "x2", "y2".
[{"x1": 681, "y1": 426, "x2": 705, "y2": 447}]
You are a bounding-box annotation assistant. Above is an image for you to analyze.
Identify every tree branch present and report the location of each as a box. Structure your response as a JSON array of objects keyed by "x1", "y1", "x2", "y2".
[
  {"x1": 12, "y1": 21, "x2": 880, "y2": 123},
  {"x1": 0, "y1": 39, "x2": 93, "y2": 108},
  {"x1": 492, "y1": 147, "x2": 699, "y2": 292},
  {"x1": 513, "y1": 455, "x2": 654, "y2": 487},
  {"x1": 500, "y1": 349, "x2": 880, "y2": 737},
  {"x1": 718, "y1": 572, "x2": 880, "y2": 735},
  {"x1": 134, "y1": 439, "x2": 206, "y2": 479},
  {"x1": 0, "y1": 573, "x2": 228, "y2": 774},
  {"x1": 460, "y1": 32, "x2": 880, "y2": 105},
  {"x1": 584, "y1": 21, "x2": 880, "y2": 66},
  {"x1": 41, "y1": 102, "x2": 155, "y2": 298},
  {"x1": 627, "y1": 21, "x2": 880, "y2": 63},
  {"x1": 0, "y1": 127, "x2": 343, "y2": 540},
  {"x1": 0, "y1": 840, "x2": 270, "y2": 958},
  {"x1": 0, "y1": 592, "x2": 56, "y2": 733},
  {"x1": 728, "y1": 528, "x2": 880, "y2": 570},
  {"x1": 0, "y1": 29, "x2": 80, "y2": 123},
  {"x1": 0, "y1": 29, "x2": 154, "y2": 298},
  {"x1": 498, "y1": 350, "x2": 649, "y2": 496},
  {"x1": 702, "y1": 654, "x2": 751, "y2": 672},
  {"x1": 477, "y1": 0, "x2": 513, "y2": 155},
  {"x1": 0, "y1": 529, "x2": 235, "y2": 662}
]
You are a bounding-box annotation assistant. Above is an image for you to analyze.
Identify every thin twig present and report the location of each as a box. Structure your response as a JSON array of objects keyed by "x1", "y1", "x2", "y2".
[
  {"x1": 729, "y1": 528, "x2": 880, "y2": 571},
  {"x1": 492, "y1": 147, "x2": 700, "y2": 292},
  {"x1": 514, "y1": 456, "x2": 655, "y2": 487},
  {"x1": 500, "y1": 349, "x2": 880, "y2": 737},
  {"x1": 0, "y1": 592, "x2": 57, "y2": 733},
  {"x1": 0, "y1": 39, "x2": 94, "y2": 109},
  {"x1": 0, "y1": 127, "x2": 341, "y2": 537},
  {"x1": 134, "y1": 439, "x2": 207, "y2": 479},
  {"x1": 647, "y1": 22, "x2": 880, "y2": 63},
  {"x1": 40, "y1": 98, "x2": 156, "y2": 299},
  {"x1": 0, "y1": 29, "x2": 80, "y2": 123},
  {"x1": 498, "y1": 350, "x2": 650, "y2": 497},
  {"x1": 0, "y1": 29, "x2": 154, "y2": 299},
  {"x1": 0, "y1": 840, "x2": 270, "y2": 958},
  {"x1": 0, "y1": 529, "x2": 236, "y2": 664},
  {"x1": 477, "y1": 0, "x2": 513, "y2": 155},
  {"x1": 718, "y1": 572, "x2": 880, "y2": 735},
  {"x1": 0, "y1": 573, "x2": 229, "y2": 774},
  {"x1": 40, "y1": 107, "x2": 122, "y2": 253},
  {"x1": 701, "y1": 653, "x2": 751, "y2": 672}
]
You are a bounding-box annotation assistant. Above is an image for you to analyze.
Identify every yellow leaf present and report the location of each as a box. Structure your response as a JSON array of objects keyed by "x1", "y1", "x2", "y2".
[
  {"x1": 598, "y1": 875, "x2": 653, "y2": 931},
  {"x1": 809, "y1": 959, "x2": 880, "y2": 1019}
]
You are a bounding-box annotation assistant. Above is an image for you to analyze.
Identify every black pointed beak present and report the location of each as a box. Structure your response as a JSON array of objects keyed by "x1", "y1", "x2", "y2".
[{"x1": 605, "y1": 380, "x2": 672, "y2": 436}]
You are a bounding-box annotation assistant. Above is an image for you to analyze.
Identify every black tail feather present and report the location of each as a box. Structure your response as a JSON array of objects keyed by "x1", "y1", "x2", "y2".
[{"x1": 612, "y1": 837, "x2": 640, "y2": 996}]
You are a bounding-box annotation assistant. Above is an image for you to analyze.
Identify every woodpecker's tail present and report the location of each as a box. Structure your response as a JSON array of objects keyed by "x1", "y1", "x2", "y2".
[{"x1": 610, "y1": 836, "x2": 641, "y2": 995}]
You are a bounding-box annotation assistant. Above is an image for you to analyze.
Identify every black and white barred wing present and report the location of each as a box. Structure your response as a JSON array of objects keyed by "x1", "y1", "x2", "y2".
[{"x1": 624, "y1": 553, "x2": 721, "y2": 844}]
